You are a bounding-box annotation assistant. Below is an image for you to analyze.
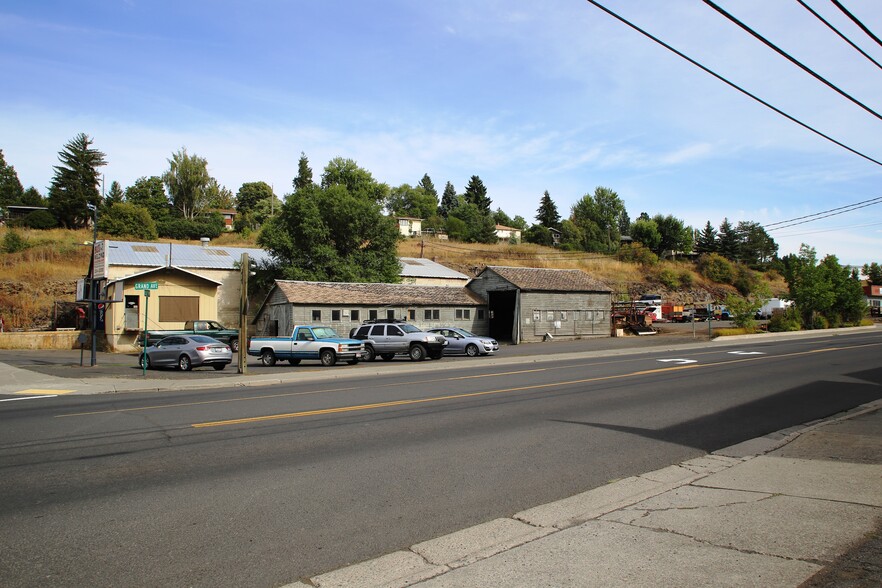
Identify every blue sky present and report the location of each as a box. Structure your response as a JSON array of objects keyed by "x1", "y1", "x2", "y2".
[{"x1": 2, "y1": 0, "x2": 881, "y2": 266}]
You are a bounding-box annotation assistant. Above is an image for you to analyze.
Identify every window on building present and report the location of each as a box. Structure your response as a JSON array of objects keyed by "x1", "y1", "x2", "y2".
[
  {"x1": 455, "y1": 308, "x2": 471, "y2": 320},
  {"x1": 386, "y1": 309, "x2": 396, "y2": 320},
  {"x1": 477, "y1": 309, "x2": 485, "y2": 320},
  {"x1": 408, "y1": 308, "x2": 416, "y2": 320},
  {"x1": 424, "y1": 309, "x2": 439, "y2": 320},
  {"x1": 369, "y1": 309, "x2": 378, "y2": 320},
  {"x1": 332, "y1": 309, "x2": 341, "y2": 321},
  {"x1": 312, "y1": 309, "x2": 321, "y2": 321},
  {"x1": 158, "y1": 296, "x2": 198, "y2": 322},
  {"x1": 351, "y1": 309, "x2": 360, "y2": 321}
]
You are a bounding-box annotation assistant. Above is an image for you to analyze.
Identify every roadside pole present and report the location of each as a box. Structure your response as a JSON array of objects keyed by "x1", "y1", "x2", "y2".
[
  {"x1": 238, "y1": 253, "x2": 248, "y2": 374},
  {"x1": 142, "y1": 290, "x2": 149, "y2": 376}
]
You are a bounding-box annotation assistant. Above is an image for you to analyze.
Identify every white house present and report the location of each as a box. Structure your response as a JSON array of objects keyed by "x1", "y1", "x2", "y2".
[
  {"x1": 394, "y1": 216, "x2": 423, "y2": 237},
  {"x1": 495, "y1": 224, "x2": 522, "y2": 243}
]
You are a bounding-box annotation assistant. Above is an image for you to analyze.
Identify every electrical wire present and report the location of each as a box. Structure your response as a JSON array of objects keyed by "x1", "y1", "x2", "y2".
[
  {"x1": 796, "y1": 0, "x2": 882, "y2": 70},
  {"x1": 582, "y1": 0, "x2": 882, "y2": 167},
  {"x1": 765, "y1": 197, "x2": 882, "y2": 231},
  {"x1": 831, "y1": 0, "x2": 882, "y2": 49},
  {"x1": 763, "y1": 195, "x2": 882, "y2": 227},
  {"x1": 704, "y1": 0, "x2": 882, "y2": 121}
]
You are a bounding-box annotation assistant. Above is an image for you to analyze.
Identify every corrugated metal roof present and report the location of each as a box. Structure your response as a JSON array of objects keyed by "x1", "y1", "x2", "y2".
[
  {"x1": 273, "y1": 280, "x2": 485, "y2": 306},
  {"x1": 105, "y1": 240, "x2": 273, "y2": 269},
  {"x1": 482, "y1": 266, "x2": 610, "y2": 293},
  {"x1": 399, "y1": 257, "x2": 469, "y2": 280}
]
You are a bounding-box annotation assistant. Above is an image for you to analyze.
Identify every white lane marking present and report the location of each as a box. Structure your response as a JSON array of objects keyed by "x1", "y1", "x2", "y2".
[
  {"x1": 728, "y1": 351, "x2": 765, "y2": 355},
  {"x1": 657, "y1": 359, "x2": 698, "y2": 365},
  {"x1": 1, "y1": 395, "x2": 59, "y2": 402}
]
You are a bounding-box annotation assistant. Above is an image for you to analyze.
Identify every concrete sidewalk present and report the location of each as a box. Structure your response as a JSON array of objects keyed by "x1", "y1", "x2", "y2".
[{"x1": 289, "y1": 402, "x2": 882, "y2": 588}]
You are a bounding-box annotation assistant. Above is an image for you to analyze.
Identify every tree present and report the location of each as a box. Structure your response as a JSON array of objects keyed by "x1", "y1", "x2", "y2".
[
  {"x1": 20, "y1": 187, "x2": 44, "y2": 207},
  {"x1": 695, "y1": 221, "x2": 717, "y2": 254},
  {"x1": 204, "y1": 178, "x2": 235, "y2": 210},
  {"x1": 236, "y1": 181, "x2": 274, "y2": 215},
  {"x1": 652, "y1": 214, "x2": 692, "y2": 258},
  {"x1": 418, "y1": 173, "x2": 437, "y2": 199},
  {"x1": 438, "y1": 182, "x2": 458, "y2": 218},
  {"x1": 570, "y1": 186, "x2": 627, "y2": 253},
  {"x1": 258, "y1": 159, "x2": 400, "y2": 283},
  {"x1": 47, "y1": 133, "x2": 108, "y2": 229},
  {"x1": 162, "y1": 148, "x2": 211, "y2": 219},
  {"x1": 724, "y1": 278, "x2": 772, "y2": 330},
  {"x1": 105, "y1": 180, "x2": 125, "y2": 207},
  {"x1": 559, "y1": 219, "x2": 586, "y2": 251},
  {"x1": 716, "y1": 218, "x2": 740, "y2": 261},
  {"x1": 0, "y1": 149, "x2": 24, "y2": 207},
  {"x1": 125, "y1": 176, "x2": 170, "y2": 223},
  {"x1": 863, "y1": 262, "x2": 882, "y2": 285},
  {"x1": 536, "y1": 190, "x2": 561, "y2": 229},
  {"x1": 493, "y1": 208, "x2": 514, "y2": 227},
  {"x1": 783, "y1": 244, "x2": 866, "y2": 328},
  {"x1": 97, "y1": 202, "x2": 158, "y2": 240},
  {"x1": 736, "y1": 221, "x2": 777, "y2": 268},
  {"x1": 463, "y1": 175, "x2": 492, "y2": 214},
  {"x1": 629, "y1": 218, "x2": 662, "y2": 252},
  {"x1": 293, "y1": 152, "x2": 313, "y2": 191},
  {"x1": 386, "y1": 184, "x2": 438, "y2": 220}
]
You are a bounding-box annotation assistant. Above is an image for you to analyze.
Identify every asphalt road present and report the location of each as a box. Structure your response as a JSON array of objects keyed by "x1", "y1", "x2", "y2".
[{"x1": 1, "y1": 329, "x2": 880, "y2": 587}]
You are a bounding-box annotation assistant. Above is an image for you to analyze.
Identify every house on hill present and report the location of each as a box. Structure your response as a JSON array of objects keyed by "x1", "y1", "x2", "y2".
[{"x1": 466, "y1": 266, "x2": 612, "y2": 343}]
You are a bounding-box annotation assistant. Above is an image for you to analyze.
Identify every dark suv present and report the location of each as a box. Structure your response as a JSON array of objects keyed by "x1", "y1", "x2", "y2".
[{"x1": 351, "y1": 320, "x2": 447, "y2": 361}]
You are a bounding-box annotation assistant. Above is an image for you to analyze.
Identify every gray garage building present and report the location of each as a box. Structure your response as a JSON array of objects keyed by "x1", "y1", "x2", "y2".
[{"x1": 466, "y1": 266, "x2": 612, "y2": 344}]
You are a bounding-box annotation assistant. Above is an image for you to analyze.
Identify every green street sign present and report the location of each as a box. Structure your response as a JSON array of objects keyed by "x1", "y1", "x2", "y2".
[{"x1": 134, "y1": 281, "x2": 159, "y2": 290}]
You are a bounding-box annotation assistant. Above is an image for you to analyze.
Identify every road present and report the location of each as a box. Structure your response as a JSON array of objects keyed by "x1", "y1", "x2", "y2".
[{"x1": 1, "y1": 330, "x2": 880, "y2": 587}]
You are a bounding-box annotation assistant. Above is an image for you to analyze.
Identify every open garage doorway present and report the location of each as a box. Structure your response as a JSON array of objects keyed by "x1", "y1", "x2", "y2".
[{"x1": 488, "y1": 290, "x2": 517, "y2": 342}]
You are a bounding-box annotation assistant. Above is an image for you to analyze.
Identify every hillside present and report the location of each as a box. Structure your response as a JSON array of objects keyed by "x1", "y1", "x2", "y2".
[{"x1": 0, "y1": 228, "x2": 787, "y2": 331}]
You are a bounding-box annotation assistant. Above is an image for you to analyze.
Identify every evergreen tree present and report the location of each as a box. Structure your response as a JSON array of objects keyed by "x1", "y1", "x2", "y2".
[
  {"x1": 418, "y1": 173, "x2": 437, "y2": 199},
  {"x1": 20, "y1": 187, "x2": 44, "y2": 207},
  {"x1": 105, "y1": 180, "x2": 125, "y2": 207},
  {"x1": 695, "y1": 221, "x2": 717, "y2": 254},
  {"x1": 717, "y1": 218, "x2": 740, "y2": 261},
  {"x1": 463, "y1": 175, "x2": 492, "y2": 214},
  {"x1": 438, "y1": 182, "x2": 458, "y2": 218},
  {"x1": 47, "y1": 133, "x2": 108, "y2": 229},
  {"x1": 536, "y1": 190, "x2": 561, "y2": 228},
  {"x1": 293, "y1": 151, "x2": 313, "y2": 191},
  {"x1": 0, "y1": 149, "x2": 24, "y2": 207},
  {"x1": 862, "y1": 262, "x2": 882, "y2": 285}
]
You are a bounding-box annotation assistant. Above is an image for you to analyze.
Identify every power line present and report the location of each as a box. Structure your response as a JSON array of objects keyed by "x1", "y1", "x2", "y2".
[
  {"x1": 703, "y1": 0, "x2": 882, "y2": 121},
  {"x1": 582, "y1": 0, "x2": 882, "y2": 167},
  {"x1": 765, "y1": 196, "x2": 882, "y2": 231},
  {"x1": 764, "y1": 195, "x2": 882, "y2": 227},
  {"x1": 831, "y1": 0, "x2": 882, "y2": 49},
  {"x1": 796, "y1": 0, "x2": 882, "y2": 70}
]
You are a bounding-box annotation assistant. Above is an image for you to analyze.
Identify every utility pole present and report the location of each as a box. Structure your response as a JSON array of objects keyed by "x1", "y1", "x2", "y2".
[
  {"x1": 88, "y1": 203, "x2": 98, "y2": 366},
  {"x1": 238, "y1": 252, "x2": 249, "y2": 374}
]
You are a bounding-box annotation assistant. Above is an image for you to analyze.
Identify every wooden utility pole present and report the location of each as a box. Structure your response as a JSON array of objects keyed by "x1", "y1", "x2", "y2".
[{"x1": 238, "y1": 253, "x2": 249, "y2": 374}]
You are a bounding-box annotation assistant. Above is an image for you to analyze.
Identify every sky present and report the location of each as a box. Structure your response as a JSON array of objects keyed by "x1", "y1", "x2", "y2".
[{"x1": 1, "y1": 0, "x2": 881, "y2": 266}]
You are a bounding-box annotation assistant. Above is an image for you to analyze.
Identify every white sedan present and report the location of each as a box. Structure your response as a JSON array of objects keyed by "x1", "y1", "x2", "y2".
[{"x1": 427, "y1": 327, "x2": 499, "y2": 357}]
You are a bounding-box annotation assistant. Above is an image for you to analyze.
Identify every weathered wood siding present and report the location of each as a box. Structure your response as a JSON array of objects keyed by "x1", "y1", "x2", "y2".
[{"x1": 519, "y1": 292, "x2": 610, "y2": 342}]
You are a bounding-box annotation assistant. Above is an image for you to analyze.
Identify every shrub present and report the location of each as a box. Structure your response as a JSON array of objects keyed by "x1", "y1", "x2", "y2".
[
  {"x1": 22, "y1": 209, "x2": 58, "y2": 229},
  {"x1": 698, "y1": 253, "x2": 734, "y2": 284},
  {"x1": 678, "y1": 269, "x2": 694, "y2": 288},
  {"x1": 2, "y1": 229, "x2": 29, "y2": 253},
  {"x1": 98, "y1": 203, "x2": 158, "y2": 240},
  {"x1": 157, "y1": 213, "x2": 224, "y2": 240},
  {"x1": 768, "y1": 305, "x2": 802, "y2": 332},
  {"x1": 617, "y1": 244, "x2": 658, "y2": 266},
  {"x1": 656, "y1": 267, "x2": 680, "y2": 289}
]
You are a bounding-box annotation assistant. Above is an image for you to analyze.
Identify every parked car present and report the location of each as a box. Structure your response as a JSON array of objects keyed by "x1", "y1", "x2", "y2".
[
  {"x1": 247, "y1": 325, "x2": 364, "y2": 367},
  {"x1": 427, "y1": 327, "x2": 498, "y2": 356},
  {"x1": 140, "y1": 320, "x2": 241, "y2": 352},
  {"x1": 350, "y1": 319, "x2": 447, "y2": 361},
  {"x1": 138, "y1": 334, "x2": 232, "y2": 371}
]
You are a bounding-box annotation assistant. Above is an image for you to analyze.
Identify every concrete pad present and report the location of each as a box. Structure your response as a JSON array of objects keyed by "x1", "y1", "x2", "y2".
[
  {"x1": 714, "y1": 434, "x2": 792, "y2": 458},
  {"x1": 414, "y1": 520, "x2": 820, "y2": 587},
  {"x1": 638, "y1": 464, "x2": 705, "y2": 485},
  {"x1": 411, "y1": 517, "x2": 554, "y2": 569},
  {"x1": 696, "y1": 455, "x2": 882, "y2": 506},
  {"x1": 311, "y1": 550, "x2": 446, "y2": 588},
  {"x1": 515, "y1": 475, "x2": 671, "y2": 529},
  {"x1": 679, "y1": 454, "x2": 743, "y2": 476},
  {"x1": 601, "y1": 486, "x2": 880, "y2": 563}
]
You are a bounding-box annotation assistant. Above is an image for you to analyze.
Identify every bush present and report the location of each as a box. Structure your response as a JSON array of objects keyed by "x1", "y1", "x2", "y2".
[
  {"x1": 2, "y1": 229, "x2": 29, "y2": 253},
  {"x1": 157, "y1": 213, "x2": 224, "y2": 240},
  {"x1": 768, "y1": 306, "x2": 802, "y2": 332},
  {"x1": 656, "y1": 267, "x2": 680, "y2": 289},
  {"x1": 22, "y1": 209, "x2": 58, "y2": 229},
  {"x1": 617, "y1": 244, "x2": 658, "y2": 266},
  {"x1": 698, "y1": 253, "x2": 734, "y2": 284},
  {"x1": 98, "y1": 203, "x2": 158, "y2": 240},
  {"x1": 678, "y1": 269, "x2": 694, "y2": 288}
]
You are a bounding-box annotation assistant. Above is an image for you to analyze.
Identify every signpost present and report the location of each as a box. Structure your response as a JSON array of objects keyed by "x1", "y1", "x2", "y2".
[{"x1": 134, "y1": 282, "x2": 158, "y2": 375}]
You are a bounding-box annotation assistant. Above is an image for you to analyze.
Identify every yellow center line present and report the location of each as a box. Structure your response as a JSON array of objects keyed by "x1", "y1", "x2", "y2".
[{"x1": 190, "y1": 342, "x2": 881, "y2": 429}]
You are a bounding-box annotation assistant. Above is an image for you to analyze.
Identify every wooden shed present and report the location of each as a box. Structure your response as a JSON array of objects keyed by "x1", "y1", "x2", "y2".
[{"x1": 467, "y1": 266, "x2": 612, "y2": 344}]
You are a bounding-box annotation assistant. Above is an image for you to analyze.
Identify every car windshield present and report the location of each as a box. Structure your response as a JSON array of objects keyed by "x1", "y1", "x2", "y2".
[
  {"x1": 455, "y1": 329, "x2": 477, "y2": 337},
  {"x1": 190, "y1": 335, "x2": 219, "y2": 344},
  {"x1": 400, "y1": 324, "x2": 421, "y2": 333},
  {"x1": 311, "y1": 327, "x2": 339, "y2": 339}
]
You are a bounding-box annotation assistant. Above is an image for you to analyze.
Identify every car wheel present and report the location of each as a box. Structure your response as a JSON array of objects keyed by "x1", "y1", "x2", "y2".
[
  {"x1": 287, "y1": 358, "x2": 301, "y2": 366},
  {"x1": 260, "y1": 349, "x2": 276, "y2": 366},
  {"x1": 139, "y1": 354, "x2": 152, "y2": 370},
  {"x1": 409, "y1": 344, "x2": 426, "y2": 361},
  {"x1": 178, "y1": 354, "x2": 192, "y2": 371},
  {"x1": 320, "y1": 349, "x2": 336, "y2": 367},
  {"x1": 465, "y1": 343, "x2": 480, "y2": 357},
  {"x1": 229, "y1": 338, "x2": 239, "y2": 353},
  {"x1": 381, "y1": 353, "x2": 395, "y2": 361},
  {"x1": 213, "y1": 363, "x2": 226, "y2": 371},
  {"x1": 363, "y1": 346, "x2": 376, "y2": 362}
]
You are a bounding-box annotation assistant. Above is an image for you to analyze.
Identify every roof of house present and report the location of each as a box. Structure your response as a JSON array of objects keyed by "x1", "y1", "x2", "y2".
[
  {"x1": 399, "y1": 257, "x2": 469, "y2": 280},
  {"x1": 103, "y1": 240, "x2": 273, "y2": 270},
  {"x1": 495, "y1": 224, "x2": 522, "y2": 231},
  {"x1": 271, "y1": 280, "x2": 485, "y2": 306},
  {"x1": 481, "y1": 266, "x2": 610, "y2": 293}
]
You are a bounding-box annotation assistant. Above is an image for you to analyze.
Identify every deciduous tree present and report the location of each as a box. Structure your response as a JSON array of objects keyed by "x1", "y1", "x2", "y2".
[
  {"x1": 162, "y1": 148, "x2": 211, "y2": 219},
  {"x1": 0, "y1": 149, "x2": 24, "y2": 207}
]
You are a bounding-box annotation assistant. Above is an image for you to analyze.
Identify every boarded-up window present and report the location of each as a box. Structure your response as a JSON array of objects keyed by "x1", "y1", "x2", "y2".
[{"x1": 158, "y1": 296, "x2": 199, "y2": 322}]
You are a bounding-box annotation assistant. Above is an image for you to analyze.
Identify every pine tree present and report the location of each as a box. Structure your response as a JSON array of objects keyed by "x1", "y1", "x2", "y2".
[
  {"x1": 293, "y1": 152, "x2": 313, "y2": 191},
  {"x1": 463, "y1": 175, "x2": 491, "y2": 214},
  {"x1": 105, "y1": 181, "x2": 125, "y2": 207},
  {"x1": 47, "y1": 133, "x2": 107, "y2": 228},
  {"x1": 696, "y1": 221, "x2": 717, "y2": 254},
  {"x1": 438, "y1": 182, "x2": 458, "y2": 218},
  {"x1": 418, "y1": 173, "x2": 437, "y2": 199},
  {"x1": 716, "y1": 218, "x2": 740, "y2": 261},
  {"x1": 536, "y1": 190, "x2": 560, "y2": 228}
]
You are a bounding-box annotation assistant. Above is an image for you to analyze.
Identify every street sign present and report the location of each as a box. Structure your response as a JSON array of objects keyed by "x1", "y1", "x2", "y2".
[{"x1": 134, "y1": 281, "x2": 159, "y2": 291}]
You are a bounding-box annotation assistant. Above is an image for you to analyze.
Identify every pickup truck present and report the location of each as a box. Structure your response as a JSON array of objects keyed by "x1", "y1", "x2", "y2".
[
  {"x1": 141, "y1": 320, "x2": 241, "y2": 351},
  {"x1": 247, "y1": 325, "x2": 364, "y2": 367}
]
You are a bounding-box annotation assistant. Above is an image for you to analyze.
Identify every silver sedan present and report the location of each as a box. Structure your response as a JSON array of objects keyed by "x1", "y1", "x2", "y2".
[
  {"x1": 427, "y1": 327, "x2": 499, "y2": 357},
  {"x1": 139, "y1": 334, "x2": 232, "y2": 371}
]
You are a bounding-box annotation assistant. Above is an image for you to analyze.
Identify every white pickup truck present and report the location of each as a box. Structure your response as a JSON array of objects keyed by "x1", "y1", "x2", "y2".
[{"x1": 247, "y1": 325, "x2": 365, "y2": 367}]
